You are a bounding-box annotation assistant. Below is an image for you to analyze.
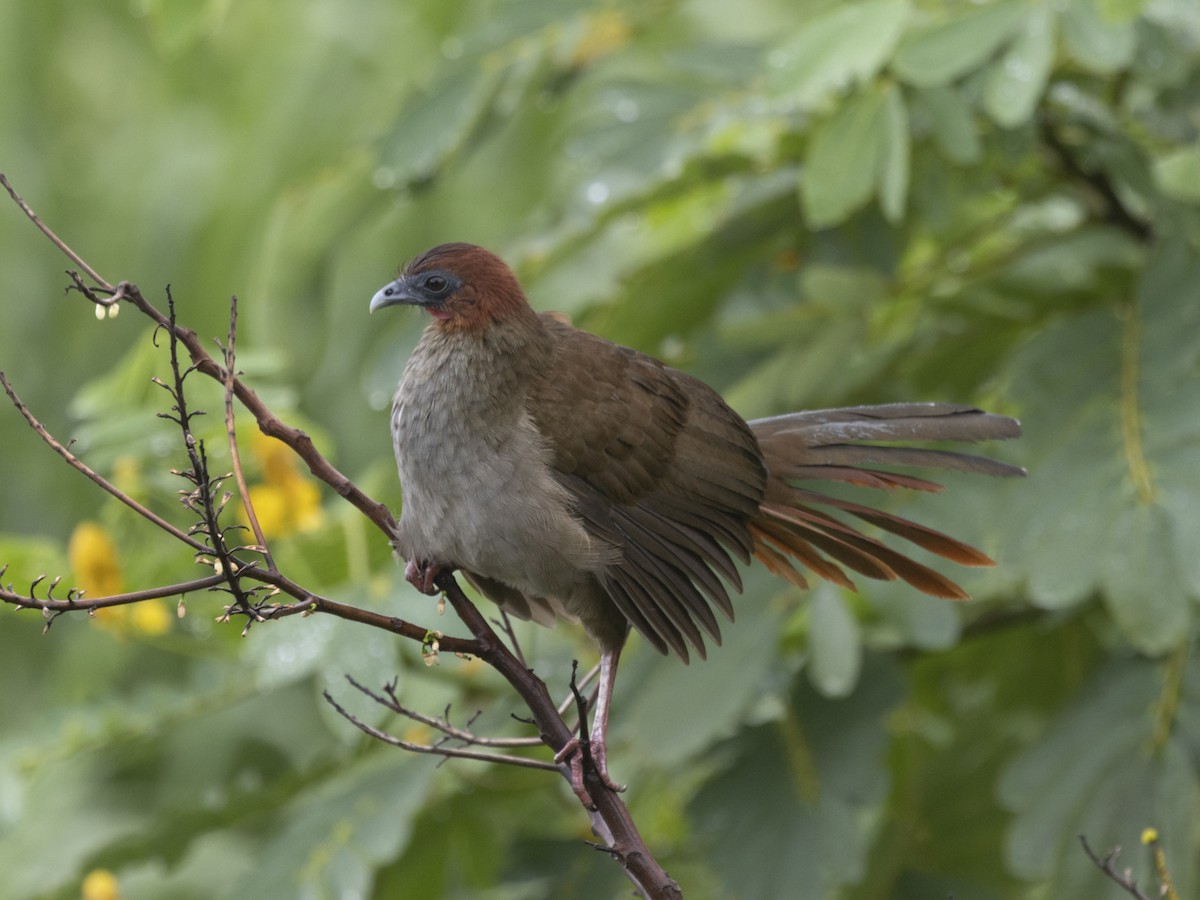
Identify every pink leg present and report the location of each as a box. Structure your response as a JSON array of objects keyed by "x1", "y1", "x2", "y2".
[
  {"x1": 555, "y1": 648, "x2": 625, "y2": 805},
  {"x1": 404, "y1": 558, "x2": 448, "y2": 595}
]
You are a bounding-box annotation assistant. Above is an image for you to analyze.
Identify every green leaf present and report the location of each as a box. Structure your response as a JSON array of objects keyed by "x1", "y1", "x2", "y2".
[
  {"x1": 891, "y1": 1, "x2": 1024, "y2": 87},
  {"x1": 378, "y1": 64, "x2": 508, "y2": 186},
  {"x1": 69, "y1": 327, "x2": 169, "y2": 419},
  {"x1": 999, "y1": 657, "x2": 1200, "y2": 897},
  {"x1": 1102, "y1": 504, "x2": 1191, "y2": 652},
  {"x1": 119, "y1": 831, "x2": 256, "y2": 898},
  {"x1": 230, "y1": 751, "x2": 432, "y2": 898},
  {"x1": 803, "y1": 86, "x2": 889, "y2": 227},
  {"x1": 895, "y1": 618, "x2": 1107, "y2": 895},
  {"x1": 983, "y1": 3, "x2": 1056, "y2": 128},
  {"x1": 808, "y1": 586, "x2": 862, "y2": 697},
  {"x1": 767, "y1": 0, "x2": 910, "y2": 108},
  {"x1": 0, "y1": 752, "x2": 148, "y2": 898},
  {"x1": 912, "y1": 85, "x2": 982, "y2": 164},
  {"x1": 1097, "y1": 0, "x2": 1147, "y2": 20},
  {"x1": 139, "y1": 0, "x2": 231, "y2": 55},
  {"x1": 722, "y1": 263, "x2": 902, "y2": 416},
  {"x1": 690, "y1": 656, "x2": 902, "y2": 899},
  {"x1": 866, "y1": 578, "x2": 962, "y2": 650},
  {"x1": 572, "y1": 173, "x2": 797, "y2": 349},
  {"x1": 998, "y1": 238, "x2": 1200, "y2": 652},
  {"x1": 802, "y1": 263, "x2": 890, "y2": 307},
  {"x1": 0, "y1": 535, "x2": 67, "y2": 589},
  {"x1": 1061, "y1": 0, "x2": 1137, "y2": 73},
  {"x1": 878, "y1": 81, "x2": 910, "y2": 222},
  {"x1": 1154, "y1": 146, "x2": 1200, "y2": 203}
]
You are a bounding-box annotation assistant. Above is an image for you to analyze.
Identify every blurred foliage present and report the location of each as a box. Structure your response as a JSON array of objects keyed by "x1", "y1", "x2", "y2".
[{"x1": 2, "y1": 0, "x2": 1199, "y2": 898}]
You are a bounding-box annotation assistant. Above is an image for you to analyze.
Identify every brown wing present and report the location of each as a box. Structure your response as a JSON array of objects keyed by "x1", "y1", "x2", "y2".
[{"x1": 525, "y1": 316, "x2": 768, "y2": 661}]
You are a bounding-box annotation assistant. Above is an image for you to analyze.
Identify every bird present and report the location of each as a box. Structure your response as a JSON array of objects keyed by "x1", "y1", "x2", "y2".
[{"x1": 370, "y1": 242, "x2": 1022, "y2": 802}]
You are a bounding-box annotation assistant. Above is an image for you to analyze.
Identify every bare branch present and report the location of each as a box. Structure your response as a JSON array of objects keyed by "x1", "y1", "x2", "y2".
[
  {"x1": 566, "y1": 661, "x2": 601, "y2": 716},
  {"x1": 221, "y1": 293, "x2": 277, "y2": 573},
  {"x1": 1, "y1": 176, "x2": 395, "y2": 539},
  {"x1": 566, "y1": 658, "x2": 594, "y2": 752},
  {"x1": 0, "y1": 174, "x2": 113, "y2": 291},
  {"x1": 353, "y1": 674, "x2": 544, "y2": 749},
  {"x1": 433, "y1": 571, "x2": 682, "y2": 900},
  {"x1": 493, "y1": 609, "x2": 527, "y2": 667},
  {"x1": 229, "y1": 567, "x2": 483, "y2": 655},
  {"x1": 0, "y1": 369, "x2": 209, "y2": 554},
  {"x1": 1079, "y1": 835, "x2": 1152, "y2": 900},
  {"x1": 323, "y1": 686, "x2": 559, "y2": 770},
  {"x1": 65, "y1": 270, "x2": 128, "y2": 311},
  {"x1": 138, "y1": 279, "x2": 395, "y2": 538},
  {"x1": 2, "y1": 572, "x2": 228, "y2": 612},
  {"x1": 0, "y1": 552, "x2": 488, "y2": 657},
  {"x1": 158, "y1": 290, "x2": 258, "y2": 620}
]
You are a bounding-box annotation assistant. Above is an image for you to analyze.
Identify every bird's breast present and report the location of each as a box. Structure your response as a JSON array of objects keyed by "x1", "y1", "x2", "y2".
[{"x1": 390, "y1": 346, "x2": 612, "y2": 599}]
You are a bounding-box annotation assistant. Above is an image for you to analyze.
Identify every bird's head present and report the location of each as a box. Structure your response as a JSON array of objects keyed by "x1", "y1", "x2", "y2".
[{"x1": 369, "y1": 243, "x2": 533, "y2": 332}]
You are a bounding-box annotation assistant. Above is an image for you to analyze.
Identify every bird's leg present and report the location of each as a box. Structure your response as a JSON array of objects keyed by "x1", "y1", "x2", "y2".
[
  {"x1": 588, "y1": 647, "x2": 622, "y2": 791},
  {"x1": 404, "y1": 558, "x2": 449, "y2": 595},
  {"x1": 555, "y1": 647, "x2": 625, "y2": 804}
]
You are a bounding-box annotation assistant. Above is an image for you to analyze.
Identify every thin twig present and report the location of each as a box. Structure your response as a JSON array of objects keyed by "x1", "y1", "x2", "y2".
[
  {"x1": 560, "y1": 660, "x2": 601, "y2": 718},
  {"x1": 221, "y1": 294, "x2": 276, "y2": 572},
  {"x1": 493, "y1": 609, "x2": 527, "y2": 666},
  {"x1": 64, "y1": 270, "x2": 128, "y2": 309},
  {"x1": 157, "y1": 291, "x2": 251, "y2": 616},
  {"x1": 234, "y1": 568, "x2": 484, "y2": 655},
  {"x1": 136, "y1": 278, "x2": 395, "y2": 538},
  {"x1": 346, "y1": 674, "x2": 546, "y2": 749},
  {"x1": 566, "y1": 658, "x2": 596, "y2": 766},
  {"x1": 323, "y1": 687, "x2": 559, "y2": 770},
  {"x1": 0, "y1": 176, "x2": 396, "y2": 539},
  {"x1": 0, "y1": 174, "x2": 113, "y2": 290},
  {"x1": 0, "y1": 553, "x2": 486, "y2": 655},
  {"x1": 0, "y1": 369, "x2": 209, "y2": 554},
  {"x1": 1078, "y1": 835, "x2": 1152, "y2": 900},
  {"x1": 383, "y1": 677, "x2": 543, "y2": 748},
  {"x1": 1, "y1": 572, "x2": 228, "y2": 611}
]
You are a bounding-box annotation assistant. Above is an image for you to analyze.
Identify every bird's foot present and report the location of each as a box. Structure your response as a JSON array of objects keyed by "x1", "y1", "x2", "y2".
[
  {"x1": 404, "y1": 558, "x2": 448, "y2": 595},
  {"x1": 555, "y1": 736, "x2": 625, "y2": 807}
]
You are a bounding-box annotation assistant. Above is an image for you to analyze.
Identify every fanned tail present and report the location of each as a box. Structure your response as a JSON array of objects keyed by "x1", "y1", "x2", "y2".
[{"x1": 748, "y1": 403, "x2": 1023, "y2": 599}]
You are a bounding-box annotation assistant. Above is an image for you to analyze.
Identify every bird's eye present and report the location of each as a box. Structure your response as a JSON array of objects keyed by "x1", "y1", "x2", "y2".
[{"x1": 423, "y1": 274, "x2": 449, "y2": 295}]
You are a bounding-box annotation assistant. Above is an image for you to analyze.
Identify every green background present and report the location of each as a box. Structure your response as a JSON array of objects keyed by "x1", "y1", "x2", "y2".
[{"x1": 2, "y1": 0, "x2": 1199, "y2": 897}]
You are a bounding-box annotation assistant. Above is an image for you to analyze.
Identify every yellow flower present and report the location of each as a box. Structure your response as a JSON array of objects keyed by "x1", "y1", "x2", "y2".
[
  {"x1": 254, "y1": 430, "x2": 296, "y2": 487},
  {"x1": 81, "y1": 868, "x2": 120, "y2": 900},
  {"x1": 68, "y1": 522, "x2": 171, "y2": 636},
  {"x1": 129, "y1": 600, "x2": 172, "y2": 636},
  {"x1": 289, "y1": 479, "x2": 323, "y2": 532},
  {"x1": 242, "y1": 432, "x2": 324, "y2": 538},
  {"x1": 69, "y1": 522, "x2": 122, "y2": 598},
  {"x1": 246, "y1": 484, "x2": 290, "y2": 538}
]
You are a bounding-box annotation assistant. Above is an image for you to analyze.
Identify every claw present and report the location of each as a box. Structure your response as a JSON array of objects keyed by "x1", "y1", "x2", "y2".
[
  {"x1": 404, "y1": 558, "x2": 446, "y2": 595},
  {"x1": 555, "y1": 647, "x2": 625, "y2": 806},
  {"x1": 555, "y1": 735, "x2": 625, "y2": 807}
]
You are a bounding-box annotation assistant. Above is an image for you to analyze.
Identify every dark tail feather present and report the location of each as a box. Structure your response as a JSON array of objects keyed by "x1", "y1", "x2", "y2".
[{"x1": 748, "y1": 403, "x2": 1022, "y2": 599}]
